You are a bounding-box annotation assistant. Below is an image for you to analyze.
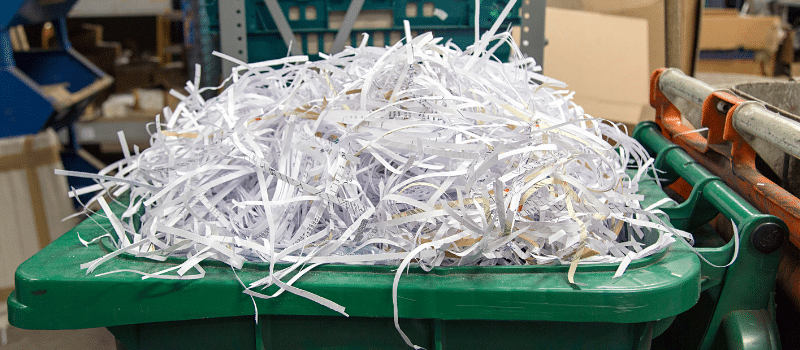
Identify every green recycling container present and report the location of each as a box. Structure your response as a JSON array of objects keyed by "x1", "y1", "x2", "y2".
[{"x1": 6, "y1": 121, "x2": 784, "y2": 349}]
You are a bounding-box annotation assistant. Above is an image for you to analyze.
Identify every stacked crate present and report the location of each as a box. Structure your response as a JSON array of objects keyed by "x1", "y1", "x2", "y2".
[{"x1": 205, "y1": 0, "x2": 520, "y2": 62}]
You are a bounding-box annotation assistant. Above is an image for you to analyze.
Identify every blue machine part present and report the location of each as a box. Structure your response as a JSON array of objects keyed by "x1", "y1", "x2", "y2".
[
  {"x1": 0, "y1": 0, "x2": 112, "y2": 138},
  {"x1": 1, "y1": 0, "x2": 80, "y2": 31},
  {"x1": 1, "y1": 0, "x2": 115, "y2": 205},
  {"x1": 14, "y1": 50, "x2": 98, "y2": 94},
  {"x1": 0, "y1": 67, "x2": 55, "y2": 137}
]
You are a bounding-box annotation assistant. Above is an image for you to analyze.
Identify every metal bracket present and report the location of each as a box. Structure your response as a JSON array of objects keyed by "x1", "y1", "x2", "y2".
[
  {"x1": 331, "y1": 0, "x2": 365, "y2": 54},
  {"x1": 519, "y1": 0, "x2": 546, "y2": 70},
  {"x1": 218, "y1": 0, "x2": 249, "y2": 75},
  {"x1": 263, "y1": 0, "x2": 302, "y2": 56}
]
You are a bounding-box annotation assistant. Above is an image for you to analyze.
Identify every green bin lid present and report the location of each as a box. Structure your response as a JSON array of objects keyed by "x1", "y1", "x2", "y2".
[{"x1": 8, "y1": 170, "x2": 700, "y2": 330}]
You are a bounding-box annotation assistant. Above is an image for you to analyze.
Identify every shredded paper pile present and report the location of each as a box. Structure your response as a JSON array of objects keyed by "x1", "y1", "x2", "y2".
[{"x1": 60, "y1": 3, "x2": 700, "y2": 347}]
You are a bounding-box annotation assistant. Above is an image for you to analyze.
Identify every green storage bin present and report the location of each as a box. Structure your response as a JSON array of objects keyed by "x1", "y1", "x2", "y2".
[
  {"x1": 7, "y1": 121, "x2": 785, "y2": 349},
  {"x1": 204, "y1": 0, "x2": 521, "y2": 63}
]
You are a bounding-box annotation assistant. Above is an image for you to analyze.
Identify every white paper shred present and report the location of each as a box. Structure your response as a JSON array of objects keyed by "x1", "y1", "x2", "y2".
[
  {"x1": 433, "y1": 8, "x2": 449, "y2": 21},
  {"x1": 59, "y1": 3, "x2": 704, "y2": 348}
]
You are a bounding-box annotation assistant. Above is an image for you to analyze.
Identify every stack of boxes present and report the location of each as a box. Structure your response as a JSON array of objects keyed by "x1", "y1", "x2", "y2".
[{"x1": 697, "y1": 8, "x2": 791, "y2": 76}]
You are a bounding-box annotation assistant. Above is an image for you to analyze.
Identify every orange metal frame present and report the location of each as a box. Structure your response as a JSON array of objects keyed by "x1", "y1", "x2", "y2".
[
  {"x1": 650, "y1": 68, "x2": 800, "y2": 248},
  {"x1": 650, "y1": 68, "x2": 800, "y2": 305}
]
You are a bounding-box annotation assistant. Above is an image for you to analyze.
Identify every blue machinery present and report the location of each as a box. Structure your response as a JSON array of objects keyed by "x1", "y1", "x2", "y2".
[
  {"x1": 0, "y1": 0, "x2": 113, "y2": 138},
  {"x1": 1, "y1": 0, "x2": 114, "y2": 204}
]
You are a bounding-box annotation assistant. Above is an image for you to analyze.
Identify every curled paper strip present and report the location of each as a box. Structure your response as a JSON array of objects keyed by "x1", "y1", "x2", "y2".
[{"x1": 60, "y1": 3, "x2": 701, "y2": 348}]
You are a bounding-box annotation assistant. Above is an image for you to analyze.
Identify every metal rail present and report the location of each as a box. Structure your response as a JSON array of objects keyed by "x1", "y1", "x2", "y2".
[{"x1": 658, "y1": 68, "x2": 800, "y2": 160}]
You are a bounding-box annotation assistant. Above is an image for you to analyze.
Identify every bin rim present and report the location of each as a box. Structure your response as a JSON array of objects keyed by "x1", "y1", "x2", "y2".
[{"x1": 8, "y1": 171, "x2": 701, "y2": 330}]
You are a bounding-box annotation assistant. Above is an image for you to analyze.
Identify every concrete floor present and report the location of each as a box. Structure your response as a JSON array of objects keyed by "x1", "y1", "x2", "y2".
[{"x1": 1, "y1": 325, "x2": 116, "y2": 350}]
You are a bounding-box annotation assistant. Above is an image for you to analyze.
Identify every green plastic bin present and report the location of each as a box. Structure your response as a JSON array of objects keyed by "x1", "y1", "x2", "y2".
[
  {"x1": 204, "y1": 0, "x2": 521, "y2": 63},
  {"x1": 7, "y1": 122, "x2": 785, "y2": 349}
]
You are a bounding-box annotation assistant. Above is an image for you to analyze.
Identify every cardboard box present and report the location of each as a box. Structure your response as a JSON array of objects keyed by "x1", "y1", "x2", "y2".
[
  {"x1": 790, "y1": 62, "x2": 800, "y2": 77},
  {"x1": 544, "y1": 8, "x2": 650, "y2": 125},
  {"x1": 696, "y1": 56, "x2": 776, "y2": 76},
  {"x1": 699, "y1": 9, "x2": 784, "y2": 53},
  {"x1": 696, "y1": 13, "x2": 790, "y2": 77},
  {"x1": 548, "y1": 0, "x2": 665, "y2": 77},
  {"x1": 154, "y1": 63, "x2": 188, "y2": 91},
  {"x1": 114, "y1": 61, "x2": 159, "y2": 94},
  {"x1": 0, "y1": 129, "x2": 80, "y2": 301}
]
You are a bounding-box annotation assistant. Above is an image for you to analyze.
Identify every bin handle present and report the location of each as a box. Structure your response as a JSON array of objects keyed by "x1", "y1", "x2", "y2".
[
  {"x1": 648, "y1": 68, "x2": 799, "y2": 248},
  {"x1": 634, "y1": 122, "x2": 786, "y2": 254}
]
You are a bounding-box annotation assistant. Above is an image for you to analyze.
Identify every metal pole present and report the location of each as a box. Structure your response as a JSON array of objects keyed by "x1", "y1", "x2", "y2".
[
  {"x1": 657, "y1": 68, "x2": 714, "y2": 128},
  {"x1": 732, "y1": 101, "x2": 800, "y2": 155},
  {"x1": 263, "y1": 0, "x2": 303, "y2": 56},
  {"x1": 519, "y1": 0, "x2": 546, "y2": 70},
  {"x1": 218, "y1": 0, "x2": 249, "y2": 75},
  {"x1": 331, "y1": 0, "x2": 365, "y2": 54}
]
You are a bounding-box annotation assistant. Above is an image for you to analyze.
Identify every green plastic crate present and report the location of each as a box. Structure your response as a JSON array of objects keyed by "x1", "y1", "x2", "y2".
[
  {"x1": 204, "y1": 0, "x2": 521, "y2": 62},
  {"x1": 7, "y1": 122, "x2": 785, "y2": 349}
]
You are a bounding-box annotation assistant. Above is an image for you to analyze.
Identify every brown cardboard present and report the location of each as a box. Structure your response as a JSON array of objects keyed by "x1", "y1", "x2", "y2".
[
  {"x1": 114, "y1": 61, "x2": 158, "y2": 93},
  {"x1": 696, "y1": 60, "x2": 762, "y2": 75},
  {"x1": 547, "y1": 0, "x2": 665, "y2": 77},
  {"x1": 699, "y1": 10, "x2": 784, "y2": 53},
  {"x1": 588, "y1": 0, "x2": 665, "y2": 74},
  {"x1": 696, "y1": 53, "x2": 776, "y2": 76},
  {"x1": 544, "y1": 8, "x2": 650, "y2": 125}
]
